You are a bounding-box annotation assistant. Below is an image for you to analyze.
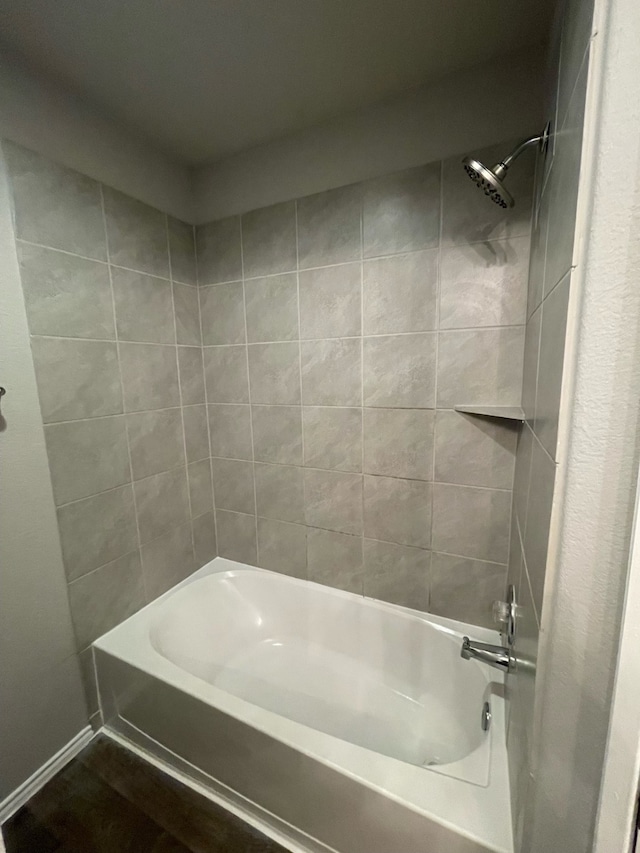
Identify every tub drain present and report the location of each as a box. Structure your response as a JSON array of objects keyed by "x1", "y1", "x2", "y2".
[{"x1": 481, "y1": 701, "x2": 492, "y2": 732}]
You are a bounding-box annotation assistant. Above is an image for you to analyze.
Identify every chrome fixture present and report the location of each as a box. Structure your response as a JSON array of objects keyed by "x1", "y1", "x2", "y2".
[
  {"x1": 462, "y1": 124, "x2": 550, "y2": 209},
  {"x1": 492, "y1": 584, "x2": 517, "y2": 647},
  {"x1": 481, "y1": 701, "x2": 492, "y2": 732},
  {"x1": 461, "y1": 637, "x2": 515, "y2": 673}
]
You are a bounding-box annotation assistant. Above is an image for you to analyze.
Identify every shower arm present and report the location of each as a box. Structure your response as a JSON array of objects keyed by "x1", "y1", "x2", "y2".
[{"x1": 492, "y1": 133, "x2": 546, "y2": 179}]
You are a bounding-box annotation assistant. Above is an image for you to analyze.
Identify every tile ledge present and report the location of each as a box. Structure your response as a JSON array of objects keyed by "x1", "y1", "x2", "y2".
[{"x1": 454, "y1": 405, "x2": 525, "y2": 422}]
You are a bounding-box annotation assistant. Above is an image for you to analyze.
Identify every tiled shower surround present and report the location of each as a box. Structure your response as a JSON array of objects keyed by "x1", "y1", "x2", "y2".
[
  {"x1": 4, "y1": 137, "x2": 535, "y2": 718},
  {"x1": 3, "y1": 141, "x2": 215, "y2": 718},
  {"x1": 197, "y1": 145, "x2": 534, "y2": 624}
]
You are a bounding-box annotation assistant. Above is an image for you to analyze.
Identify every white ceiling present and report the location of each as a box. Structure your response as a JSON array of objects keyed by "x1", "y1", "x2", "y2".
[{"x1": 0, "y1": 0, "x2": 555, "y2": 166}]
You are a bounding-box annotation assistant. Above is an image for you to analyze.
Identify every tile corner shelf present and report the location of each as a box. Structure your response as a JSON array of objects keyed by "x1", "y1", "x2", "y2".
[{"x1": 454, "y1": 405, "x2": 525, "y2": 422}]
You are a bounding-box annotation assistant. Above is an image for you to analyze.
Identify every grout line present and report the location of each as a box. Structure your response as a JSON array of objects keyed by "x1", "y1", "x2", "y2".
[
  {"x1": 196, "y1": 324, "x2": 524, "y2": 347},
  {"x1": 195, "y1": 227, "x2": 219, "y2": 556},
  {"x1": 428, "y1": 160, "x2": 445, "y2": 612},
  {"x1": 294, "y1": 200, "x2": 308, "y2": 577},
  {"x1": 196, "y1": 232, "x2": 530, "y2": 287},
  {"x1": 167, "y1": 213, "x2": 198, "y2": 568},
  {"x1": 207, "y1": 508, "x2": 508, "y2": 569},
  {"x1": 66, "y1": 546, "x2": 143, "y2": 586},
  {"x1": 359, "y1": 193, "x2": 365, "y2": 596},
  {"x1": 238, "y1": 216, "x2": 260, "y2": 563},
  {"x1": 16, "y1": 237, "x2": 198, "y2": 286},
  {"x1": 41, "y1": 402, "x2": 206, "y2": 427},
  {"x1": 31, "y1": 333, "x2": 184, "y2": 347},
  {"x1": 98, "y1": 184, "x2": 146, "y2": 600}
]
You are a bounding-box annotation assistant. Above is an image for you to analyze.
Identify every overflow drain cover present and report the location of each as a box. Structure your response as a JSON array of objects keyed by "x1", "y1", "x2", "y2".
[{"x1": 481, "y1": 701, "x2": 492, "y2": 732}]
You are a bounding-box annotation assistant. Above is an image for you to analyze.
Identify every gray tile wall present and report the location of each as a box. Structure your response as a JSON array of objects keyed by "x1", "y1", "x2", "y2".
[
  {"x1": 3, "y1": 140, "x2": 217, "y2": 720},
  {"x1": 197, "y1": 145, "x2": 534, "y2": 629},
  {"x1": 506, "y1": 0, "x2": 594, "y2": 845}
]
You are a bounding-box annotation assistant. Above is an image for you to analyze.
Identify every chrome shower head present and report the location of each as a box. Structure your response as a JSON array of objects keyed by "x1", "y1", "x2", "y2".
[
  {"x1": 463, "y1": 157, "x2": 514, "y2": 209},
  {"x1": 462, "y1": 128, "x2": 549, "y2": 209}
]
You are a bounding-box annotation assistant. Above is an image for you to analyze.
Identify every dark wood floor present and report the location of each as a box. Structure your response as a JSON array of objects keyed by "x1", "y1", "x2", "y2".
[{"x1": 3, "y1": 736, "x2": 289, "y2": 853}]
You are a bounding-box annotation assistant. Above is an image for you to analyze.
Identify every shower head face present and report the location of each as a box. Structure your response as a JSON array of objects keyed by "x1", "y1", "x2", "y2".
[{"x1": 462, "y1": 157, "x2": 514, "y2": 209}]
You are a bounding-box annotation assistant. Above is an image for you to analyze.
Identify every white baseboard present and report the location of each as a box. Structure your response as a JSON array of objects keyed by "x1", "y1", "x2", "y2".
[{"x1": 0, "y1": 726, "x2": 94, "y2": 825}]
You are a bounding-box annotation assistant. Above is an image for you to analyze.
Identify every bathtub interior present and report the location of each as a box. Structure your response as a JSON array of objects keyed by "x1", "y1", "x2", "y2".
[{"x1": 144, "y1": 567, "x2": 491, "y2": 783}]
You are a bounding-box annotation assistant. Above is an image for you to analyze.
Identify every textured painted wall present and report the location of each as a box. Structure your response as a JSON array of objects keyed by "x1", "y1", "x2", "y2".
[
  {"x1": 504, "y1": 0, "x2": 596, "y2": 848},
  {"x1": 192, "y1": 48, "x2": 545, "y2": 223},
  {"x1": 196, "y1": 142, "x2": 535, "y2": 627},
  {"x1": 2, "y1": 140, "x2": 217, "y2": 721}
]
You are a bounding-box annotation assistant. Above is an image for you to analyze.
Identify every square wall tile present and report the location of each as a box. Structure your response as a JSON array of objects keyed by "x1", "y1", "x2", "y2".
[
  {"x1": 527, "y1": 169, "x2": 550, "y2": 318},
  {"x1": 31, "y1": 337, "x2": 122, "y2": 423},
  {"x1": 363, "y1": 333, "x2": 436, "y2": 408},
  {"x1": 297, "y1": 184, "x2": 362, "y2": 268},
  {"x1": 141, "y1": 522, "x2": 196, "y2": 600},
  {"x1": 430, "y1": 552, "x2": 507, "y2": 629},
  {"x1": 303, "y1": 407, "x2": 362, "y2": 473},
  {"x1": 45, "y1": 416, "x2": 130, "y2": 505},
  {"x1": 523, "y1": 437, "x2": 556, "y2": 617},
  {"x1": 177, "y1": 346, "x2": 205, "y2": 405},
  {"x1": 439, "y1": 237, "x2": 529, "y2": 329},
  {"x1": 301, "y1": 339, "x2": 361, "y2": 407},
  {"x1": 534, "y1": 274, "x2": 570, "y2": 460},
  {"x1": 248, "y1": 342, "x2": 301, "y2": 405},
  {"x1": 208, "y1": 404, "x2": 253, "y2": 460},
  {"x1": 245, "y1": 274, "x2": 298, "y2": 342},
  {"x1": 208, "y1": 406, "x2": 253, "y2": 459},
  {"x1": 255, "y1": 463, "x2": 305, "y2": 523},
  {"x1": 78, "y1": 648, "x2": 99, "y2": 717},
  {"x1": 436, "y1": 327, "x2": 525, "y2": 408},
  {"x1": 304, "y1": 469, "x2": 363, "y2": 535},
  {"x1": 196, "y1": 216, "x2": 242, "y2": 284},
  {"x1": 363, "y1": 475, "x2": 431, "y2": 549},
  {"x1": 522, "y1": 305, "x2": 542, "y2": 421},
  {"x1": 545, "y1": 59, "x2": 588, "y2": 295},
  {"x1": 252, "y1": 406, "x2": 302, "y2": 465},
  {"x1": 441, "y1": 141, "x2": 534, "y2": 248},
  {"x1": 126, "y1": 408, "x2": 185, "y2": 480},
  {"x1": 363, "y1": 539, "x2": 429, "y2": 610},
  {"x1": 216, "y1": 510, "x2": 257, "y2": 565},
  {"x1": 434, "y1": 410, "x2": 517, "y2": 489},
  {"x1": 211, "y1": 457, "x2": 255, "y2": 515},
  {"x1": 68, "y1": 551, "x2": 145, "y2": 648},
  {"x1": 258, "y1": 518, "x2": 307, "y2": 578},
  {"x1": 299, "y1": 263, "x2": 361, "y2": 339},
  {"x1": 17, "y1": 243, "x2": 114, "y2": 339},
  {"x1": 103, "y1": 187, "x2": 169, "y2": 278},
  {"x1": 242, "y1": 201, "x2": 297, "y2": 277},
  {"x1": 363, "y1": 408, "x2": 434, "y2": 480},
  {"x1": 4, "y1": 141, "x2": 106, "y2": 260},
  {"x1": 183, "y1": 405, "x2": 210, "y2": 462},
  {"x1": 363, "y1": 249, "x2": 438, "y2": 335},
  {"x1": 57, "y1": 484, "x2": 137, "y2": 581},
  {"x1": 362, "y1": 163, "x2": 441, "y2": 257},
  {"x1": 306, "y1": 528, "x2": 363, "y2": 594},
  {"x1": 188, "y1": 459, "x2": 213, "y2": 518},
  {"x1": 432, "y1": 483, "x2": 511, "y2": 564},
  {"x1": 513, "y1": 423, "x2": 534, "y2": 530},
  {"x1": 119, "y1": 342, "x2": 180, "y2": 412},
  {"x1": 193, "y1": 512, "x2": 217, "y2": 566},
  {"x1": 133, "y1": 467, "x2": 190, "y2": 544},
  {"x1": 168, "y1": 217, "x2": 196, "y2": 285},
  {"x1": 174, "y1": 283, "x2": 202, "y2": 346},
  {"x1": 204, "y1": 345, "x2": 249, "y2": 404},
  {"x1": 200, "y1": 282, "x2": 246, "y2": 345},
  {"x1": 112, "y1": 268, "x2": 175, "y2": 344}
]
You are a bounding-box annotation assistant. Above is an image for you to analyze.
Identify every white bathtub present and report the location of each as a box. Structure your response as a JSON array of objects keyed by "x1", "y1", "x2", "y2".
[{"x1": 94, "y1": 558, "x2": 513, "y2": 853}]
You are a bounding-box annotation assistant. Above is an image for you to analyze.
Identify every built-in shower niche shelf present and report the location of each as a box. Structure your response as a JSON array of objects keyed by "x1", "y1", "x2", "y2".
[{"x1": 454, "y1": 405, "x2": 525, "y2": 422}]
